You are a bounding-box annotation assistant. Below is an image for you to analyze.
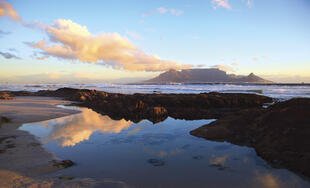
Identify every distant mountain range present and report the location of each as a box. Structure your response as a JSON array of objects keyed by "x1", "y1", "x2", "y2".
[{"x1": 144, "y1": 68, "x2": 272, "y2": 83}]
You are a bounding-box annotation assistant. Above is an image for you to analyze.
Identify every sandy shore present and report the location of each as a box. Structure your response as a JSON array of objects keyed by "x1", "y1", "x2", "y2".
[
  {"x1": 0, "y1": 97, "x2": 125, "y2": 188},
  {"x1": 0, "y1": 96, "x2": 80, "y2": 125}
]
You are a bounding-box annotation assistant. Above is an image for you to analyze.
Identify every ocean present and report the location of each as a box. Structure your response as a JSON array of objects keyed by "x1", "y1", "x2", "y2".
[{"x1": 1, "y1": 83, "x2": 310, "y2": 100}]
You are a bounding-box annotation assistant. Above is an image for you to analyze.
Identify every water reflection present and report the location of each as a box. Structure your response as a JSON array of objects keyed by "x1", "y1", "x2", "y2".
[
  {"x1": 255, "y1": 172, "x2": 281, "y2": 188},
  {"x1": 19, "y1": 106, "x2": 310, "y2": 188},
  {"x1": 41, "y1": 108, "x2": 133, "y2": 146}
]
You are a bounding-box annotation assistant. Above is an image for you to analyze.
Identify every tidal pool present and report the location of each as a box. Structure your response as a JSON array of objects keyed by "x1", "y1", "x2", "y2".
[{"x1": 19, "y1": 106, "x2": 310, "y2": 188}]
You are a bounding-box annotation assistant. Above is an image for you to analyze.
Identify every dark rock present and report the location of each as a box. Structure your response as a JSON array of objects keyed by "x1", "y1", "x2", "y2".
[
  {"x1": 2, "y1": 88, "x2": 272, "y2": 124},
  {"x1": 52, "y1": 160, "x2": 75, "y2": 168},
  {"x1": 147, "y1": 159, "x2": 165, "y2": 166},
  {"x1": 58, "y1": 176, "x2": 74, "y2": 180},
  {"x1": 192, "y1": 155, "x2": 204, "y2": 160},
  {"x1": 191, "y1": 98, "x2": 310, "y2": 177},
  {"x1": 0, "y1": 92, "x2": 13, "y2": 100},
  {"x1": 0, "y1": 136, "x2": 15, "y2": 144},
  {"x1": 0, "y1": 116, "x2": 11, "y2": 126}
]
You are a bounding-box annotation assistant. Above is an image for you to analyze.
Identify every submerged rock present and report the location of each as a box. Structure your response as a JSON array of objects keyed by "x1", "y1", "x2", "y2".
[
  {"x1": 52, "y1": 160, "x2": 75, "y2": 168},
  {"x1": 147, "y1": 159, "x2": 165, "y2": 166}
]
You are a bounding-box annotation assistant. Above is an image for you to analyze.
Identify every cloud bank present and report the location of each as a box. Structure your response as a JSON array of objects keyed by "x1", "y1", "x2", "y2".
[
  {"x1": 211, "y1": 64, "x2": 235, "y2": 72},
  {"x1": 1, "y1": 1, "x2": 191, "y2": 72},
  {"x1": 0, "y1": 1, "x2": 23, "y2": 22},
  {"x1": 26, "y1": 19, "x2": 192, "y2": 71}
]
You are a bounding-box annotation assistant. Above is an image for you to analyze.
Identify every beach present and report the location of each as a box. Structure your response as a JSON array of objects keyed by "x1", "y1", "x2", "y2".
[
  {"x1": 0, "y1": 96, "x2": 125, "y2": 187},
  {"x1": 0, "y1": 89, "x2": 310, "y2": 187}
]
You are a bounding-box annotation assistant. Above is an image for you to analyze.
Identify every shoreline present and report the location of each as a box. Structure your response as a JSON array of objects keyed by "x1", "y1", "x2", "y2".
[
  {"x1": 0, "y1": 97, "x2": 107, "y2": 187},
  {"x1": 1, "y1": 88, "x2": 310, "y2": 184},
  {"x1": 0, "y1": 96, "x2": 80, "y2": 124}
]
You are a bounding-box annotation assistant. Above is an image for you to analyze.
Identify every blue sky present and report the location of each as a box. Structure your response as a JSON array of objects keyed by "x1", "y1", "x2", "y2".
[{"x1": 0, "y1": 0, "x2": 310, "y2": 83}]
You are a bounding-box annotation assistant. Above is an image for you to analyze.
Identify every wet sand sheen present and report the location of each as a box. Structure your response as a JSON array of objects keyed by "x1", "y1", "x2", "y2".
[
  {"x1": 0, "y1": 97, "x2": 123, "y2": 187},
  {"x1": 0, "y1": 96, "x2": 80, "y2": 124}
]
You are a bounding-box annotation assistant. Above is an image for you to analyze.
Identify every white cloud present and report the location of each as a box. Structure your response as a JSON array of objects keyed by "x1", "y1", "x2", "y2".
[
  {"x1": 157, "y1": 7, "x2": 168, "y2": 14},
  {"x1": 169, "y1": 9, "x2": 184, "y2": 16},
  {"x1": 211, "y1": 64, "x2": 235, "y2": 72},
  {"x1": 142, "y1": 7, "x2": 184, "y2": 17},
  {"x1": 25, "y1": 19, "x2": 192, "y2": 72},
  {"x1": 211, "y1": 0, "x2": 231, "y2": 10}
]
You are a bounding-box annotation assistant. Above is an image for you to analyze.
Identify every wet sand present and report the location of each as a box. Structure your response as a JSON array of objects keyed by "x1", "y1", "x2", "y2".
[
  {"x1": 0, "y1": 96, "x2": 80, "y2": 124},
  {"x1": 0, "y1": 97, "x2": 124, "y2": 187}
]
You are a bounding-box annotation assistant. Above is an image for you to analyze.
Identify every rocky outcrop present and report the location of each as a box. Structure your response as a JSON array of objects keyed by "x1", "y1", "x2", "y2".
[
  {"x1": 0, "y1": 92, "x2": 13, "y2": 100},
  {"x1": 0, "y1": 116, "x2": 11, "y2": 126},
  {"x1": 2, "y1": 87, "x2": 310, "y2": 178},
  {"x1": 52, "y1": 88, "x2": 272, "y2": 123},
  {"x1": 190, "y1": 98, "x2": 310, "y2": 177},
  {"x1": 0, "y1": 88, "x2": 272, "y2": 123}
]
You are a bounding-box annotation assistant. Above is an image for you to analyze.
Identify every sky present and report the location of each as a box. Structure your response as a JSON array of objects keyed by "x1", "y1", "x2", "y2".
[{"x1": 0, "y1": 0, "x2": 310, "y2": 83}]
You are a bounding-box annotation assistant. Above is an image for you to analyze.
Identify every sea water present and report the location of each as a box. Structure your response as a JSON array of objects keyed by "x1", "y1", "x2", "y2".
[
  {"x1": 19, "y1": 106, "x2": 310, "y2": 188},
  {"x1": 1, "y1": 83, "x2": 310, "y2": 100}
]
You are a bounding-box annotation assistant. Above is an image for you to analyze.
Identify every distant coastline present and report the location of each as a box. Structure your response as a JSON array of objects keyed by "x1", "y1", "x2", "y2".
[{"x1": 129, "y1": 82, "x2": 310, "y2": 86}]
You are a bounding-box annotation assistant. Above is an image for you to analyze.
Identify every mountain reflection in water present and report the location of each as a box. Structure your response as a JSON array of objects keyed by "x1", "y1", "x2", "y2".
[{"x1": 19, "y1": 106, "x2": 310, "y2": 188}]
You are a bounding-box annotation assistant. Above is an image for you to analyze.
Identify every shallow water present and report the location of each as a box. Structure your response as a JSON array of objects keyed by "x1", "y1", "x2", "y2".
[{"x1": 19, "y1": 106, "x2": 310, "y2": 188}]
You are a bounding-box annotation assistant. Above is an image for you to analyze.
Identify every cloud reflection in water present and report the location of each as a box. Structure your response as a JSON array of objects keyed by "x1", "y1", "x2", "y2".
[{"x1": 42, "y1": 108, "x2": 133, "y2": 146}]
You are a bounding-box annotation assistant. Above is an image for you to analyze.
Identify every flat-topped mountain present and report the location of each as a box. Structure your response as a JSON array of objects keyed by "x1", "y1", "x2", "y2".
[{"x1": 144, "y1": 68, "x2": 272, "y2": 83}]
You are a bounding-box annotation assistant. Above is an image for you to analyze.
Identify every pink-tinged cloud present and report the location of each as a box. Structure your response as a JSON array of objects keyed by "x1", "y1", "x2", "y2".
[
  {"x1": 253, "y1": 57, "x2": 259, "y2": 61},
  {"x1": 169, "y1": 8, "x2": 184, "y2": 16},
  {"x1": 231, "y1": 62, "x2": 238, "y2": 66},
  {"x1": 157, "y1": 7, "x2": 168, "y2": 14},
  {"x1": 247, "y1": 0, "x2": 254, "y2": 8},
  {"x1": 211, "y1": 64, "x2": 235, "y2": 72},
  {"x1": 26, "y1": 19, "x2": 192, "y2": 71},
  {"x1": 211, "y1": 0, "x2": 231, "y2": 10},
  {"x1": 0, "y1": 1, "x2": 23, "y2": 22}
]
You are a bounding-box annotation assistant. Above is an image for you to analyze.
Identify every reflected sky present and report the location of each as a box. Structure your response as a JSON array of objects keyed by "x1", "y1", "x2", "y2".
[
  {"x1": 19, "y1": 107, "x2": 310, "y2": 188},
  {"x1": 40, "y1": 107, "x2": 133, "y2": 146}
]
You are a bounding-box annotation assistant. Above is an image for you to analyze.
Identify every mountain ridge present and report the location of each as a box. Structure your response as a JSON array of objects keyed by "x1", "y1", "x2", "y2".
[{"x1": 144, "y1": 68, "x2": 272, "y2": 83}]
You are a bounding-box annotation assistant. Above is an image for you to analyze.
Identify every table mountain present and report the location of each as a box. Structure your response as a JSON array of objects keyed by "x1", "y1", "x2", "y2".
[{"x1": 144, "y1": 69, "x2": 271, "y2": 83}]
